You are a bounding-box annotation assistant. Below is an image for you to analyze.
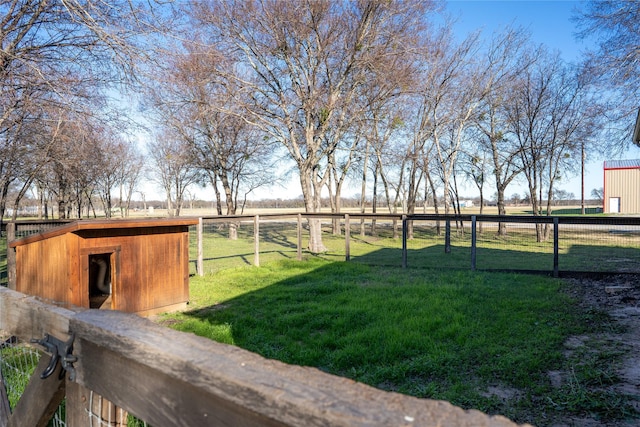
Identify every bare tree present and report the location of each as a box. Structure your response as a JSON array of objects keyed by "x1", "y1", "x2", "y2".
[
  {"x1": 115, "y1": 143, "x2": 145, "y2": 218},
  {"x1": 398, "y1": 27, "x2": 480, "y2": 237},
  {"x1": 359, "y1": 102, "x2": 406, "y2": 236},
  {"x1": 147, "y1": 131, "x2": 203, "y2": 217},
  {"x1": 459, "y1": 149, "x2": 488, "y2": 216},
  {"x1": 0, "y1": 0, "x2": 172, "y2": 222},
  {"x1": 147, "y1": 38, "x2": 277, "y2": 235},
  {"x1": 508, "y1": 53, "x2": 559, "y2": 228},
  {"x1": 472, "y1": 28, "x2": 536, "y2": 235},
  {"x1": 91, "y1": 133, "x2": 145, "y2": 219},
  {"x1": 429, "y1": 33, "x2": 483, "y2": 217},
  {"x1": 575, "y1": 0, "x2": 640, "y2": 136},
  {"x1": 591, "y1": 187, "x2": 604, "y2": 203},
  {"x1": 507, "y1": 52, "x2": 601, "y2": 240},
  {"x1": 43, "y1": 118, "x2": 91, "y2": 219},
  {"x1": 188, "y1": 0, "x2": 436, "y2": 252}
]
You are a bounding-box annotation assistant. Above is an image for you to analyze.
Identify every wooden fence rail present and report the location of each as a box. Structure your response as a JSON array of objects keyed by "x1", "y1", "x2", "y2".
[{"x1": 0, "y1": 286, "x2": 526, "y2": 427}]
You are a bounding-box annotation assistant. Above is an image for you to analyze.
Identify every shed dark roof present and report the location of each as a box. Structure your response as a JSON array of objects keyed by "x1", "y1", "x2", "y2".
[{"x1": 603, "y1": 159, "x2": 640, "y2": 169}]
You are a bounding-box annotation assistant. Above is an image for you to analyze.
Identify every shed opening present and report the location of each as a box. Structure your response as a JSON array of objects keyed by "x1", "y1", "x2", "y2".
[{"x1": 89, "y1": 253, "x2": 113, "y2": 309}]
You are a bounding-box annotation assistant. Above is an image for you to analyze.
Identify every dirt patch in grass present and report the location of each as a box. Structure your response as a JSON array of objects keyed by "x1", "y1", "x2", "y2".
[{"x1": 556, "y1": 274, "x2": 640, "y2": 426}]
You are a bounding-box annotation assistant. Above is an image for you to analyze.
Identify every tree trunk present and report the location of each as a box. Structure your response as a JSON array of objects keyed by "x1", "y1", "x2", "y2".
[
  {"x1": 333, "y1": 185, "x2": 342, "y2": 236},
  {"x1": 220, "y1": 173, "x2": 238, "y2": 239},
  {"x1": 426, "y1": 171, "x2": 441, "y2": 236},
  {"x1": 0, "y1": 182, "x2": 8, "y2": 228},
  {"x1": 371, "y1": 163, "x2": 378, "y2": 237},
  {"x1": 207, "y1": 172, "x2": 223, "y2": 216},
  {"x1": 496, "y1": 186, "x2": 508, "y2": 236},
  {"x1": 166, "y1": 191, "x2": 174, "y2": 217},
  {"x1": 300, "y1": 172, "x2": 327, "y2": 253},
  {"x1": 327, "y1": 173, "x2": 340, "y2": 236},
  {"x1": 360, "y1": 140, "x2": 370, "y2": 237}
]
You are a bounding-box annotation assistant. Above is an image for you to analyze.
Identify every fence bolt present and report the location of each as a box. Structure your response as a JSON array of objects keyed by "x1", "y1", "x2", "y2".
[{"x1": 31, "y1": 332, "x2": 77, "y2": 381}]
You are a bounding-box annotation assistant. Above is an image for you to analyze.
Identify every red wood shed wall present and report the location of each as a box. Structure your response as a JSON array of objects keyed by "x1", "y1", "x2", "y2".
[{"x1": 9, "y1": 218, "x2": 198, "y2": 316}]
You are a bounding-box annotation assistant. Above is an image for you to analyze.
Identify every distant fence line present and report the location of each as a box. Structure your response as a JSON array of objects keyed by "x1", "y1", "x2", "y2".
[
  {"x1": 193, "y1": 213, "x2": 640, "y2": 277},
  {"x1": 2, "y1": 214, "x2": 640, "y2": 286}
]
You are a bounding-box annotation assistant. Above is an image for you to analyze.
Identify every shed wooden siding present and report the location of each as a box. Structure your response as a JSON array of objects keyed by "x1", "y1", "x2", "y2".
[
  {"x1": 75, "y1": 227, "x2": 189, "y2": 313},
  {"x1": 9, "y1": 219, "x2": 197, "y2": 316},
  {"x1": 603, "y1": 161, "x2": 640, "y2": 214},
  {"x1": 13, "y1": 232, "x2": 78, "y2": 306}
]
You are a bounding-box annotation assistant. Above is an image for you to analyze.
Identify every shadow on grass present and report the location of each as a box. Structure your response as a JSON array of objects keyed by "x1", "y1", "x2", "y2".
[
  {"x1": 562, "y1": 244, "x2": 640, "y2": 272},
  {"x1": 347, "y1": 244, "x2": 555, "y2": 272},
  {"x1": 348, "y1": 242, "x2": 640, "y2": 275}
]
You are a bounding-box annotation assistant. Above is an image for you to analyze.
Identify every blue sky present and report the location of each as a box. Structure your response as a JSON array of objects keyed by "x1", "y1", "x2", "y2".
[
  {"x1": 446, "y1": 0, "x2": 585, "y2": 62},
  {"x1": 445, "y1": 0, "x2": 640, "y2": 198}
]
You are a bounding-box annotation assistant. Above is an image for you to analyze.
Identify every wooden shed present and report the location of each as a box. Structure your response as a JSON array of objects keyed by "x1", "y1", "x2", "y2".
[
  {"x1": 8, "y1": 218, "x2": 198, "y2": 317},
  {"x1": 603, "y1": 159, "x2": 640, "y2": 214}
]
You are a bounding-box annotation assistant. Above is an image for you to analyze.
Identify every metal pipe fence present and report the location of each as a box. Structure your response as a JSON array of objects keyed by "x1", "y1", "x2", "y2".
[{"x1": 191, "y1": 214, "x2": 640, "y2": 277}]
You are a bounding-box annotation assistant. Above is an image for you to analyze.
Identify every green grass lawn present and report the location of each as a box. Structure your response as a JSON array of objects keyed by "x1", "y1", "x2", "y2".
[{"x1": 158, "y1": 258, "x2": 637, "y2": 425}]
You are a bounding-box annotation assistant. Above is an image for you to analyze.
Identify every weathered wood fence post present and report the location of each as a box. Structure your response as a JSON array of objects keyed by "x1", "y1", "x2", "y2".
[
  {"x1": 197, "y1": 217, "x2": 204, "y2": 276},
  {"x1": 254, "y1": 215, "x2": 260, "y2": 267}
]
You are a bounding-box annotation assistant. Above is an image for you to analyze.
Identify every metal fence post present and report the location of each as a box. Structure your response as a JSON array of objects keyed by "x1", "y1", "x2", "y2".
[
  {"x1": 553, "y1": 217, "x2": 559, "y2": 277},
  {"x1": 471, "y1": 216, "x2": 477, "y2": 271},
  {"x1": 402, "y1": 215, "x2": 407, "y2": 269},
  {"x1": 345, "y1": 214, "x2": 350, "y2": 262},
  {"x1": 254, "y1": 215, "x2": 260, "y2": 267}
]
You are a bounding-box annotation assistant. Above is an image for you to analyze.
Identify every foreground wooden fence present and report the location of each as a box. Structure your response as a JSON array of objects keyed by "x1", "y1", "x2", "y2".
[{"x1": 0, "y1": 286, "x2": 525, "y2": 426}]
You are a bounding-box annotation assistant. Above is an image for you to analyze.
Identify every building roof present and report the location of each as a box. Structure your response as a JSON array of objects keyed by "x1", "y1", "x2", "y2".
[
  {"x1": 8, "y1": 218, "x2": 199, "y2": 248},
  {"x1": 603, "y1": 159, "x2": 640, "y2": 170}
]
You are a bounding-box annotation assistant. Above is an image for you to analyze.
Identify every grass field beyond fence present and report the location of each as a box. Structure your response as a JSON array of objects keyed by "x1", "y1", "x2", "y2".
[
  {"x1": 160, "y1": 258, "x2": 638, "y2": 426},
  {"x1": 190, "y1": 215, "x2": 640, "y2": 275}
]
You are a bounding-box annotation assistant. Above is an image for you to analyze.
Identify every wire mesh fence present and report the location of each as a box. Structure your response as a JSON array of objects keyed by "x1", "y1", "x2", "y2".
[
  {"x1": 0, "y1": 330, "x2": 151, "y2": 426},
  {"x1": 0, "y1": 220, "x2": 72, "y2": 286},
  {"x1": 0, "y1": 331, "x2": 66, "y2": 426},
  {"x1": 3, "y1": 214, "x2": 640, "y2": 287},
  {"x1": 189, "y1": 214, "x2": 640, "y2": 276}
]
